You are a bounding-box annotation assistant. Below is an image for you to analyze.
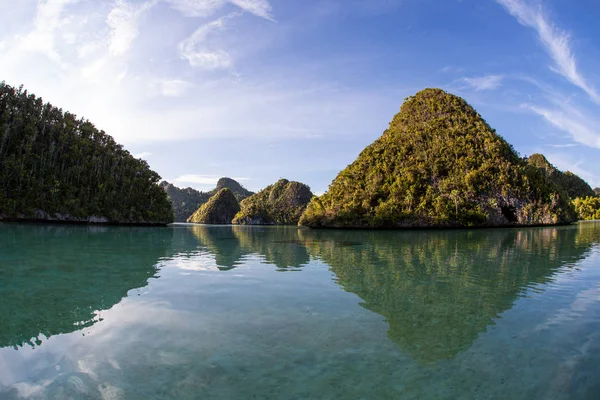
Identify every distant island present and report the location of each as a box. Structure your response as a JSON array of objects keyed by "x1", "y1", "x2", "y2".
[
  {"x1": 2, "y1": 81, "x2": 599, "y2": 228},
  {"x1": 0, "y1": 82, "x2": 173, "y2": 225},
  {"x1": 187, "y1": 188, "x2": 241, "y2": 224},
  {"x1": 161, "y1": 177, "x2": 253, "y2": 222},
  {"x1": 233, "y1": 179, "x2": 313, "y2": 225}
]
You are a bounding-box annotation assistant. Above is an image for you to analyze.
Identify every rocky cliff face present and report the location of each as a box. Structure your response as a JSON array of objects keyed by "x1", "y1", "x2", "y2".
[{"x1": 299, "y1": 88, "x2": 576, "y2": 229}]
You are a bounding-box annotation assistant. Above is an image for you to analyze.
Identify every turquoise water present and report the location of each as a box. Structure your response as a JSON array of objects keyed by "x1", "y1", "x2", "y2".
[{"x1": 1, "y1": 222, "x2": 600, "y2": 399}]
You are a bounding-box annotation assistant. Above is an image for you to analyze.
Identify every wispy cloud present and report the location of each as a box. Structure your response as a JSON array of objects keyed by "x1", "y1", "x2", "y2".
[
  {"x1": 230, "y1": 0, "x2": 273, "y2": 20},
  {"x1": 527, "y1": 104, "x2": 600, "y2": 149},
  {"x1": 165, "y1": 0, "x2": 225, "y2": 17},
  {"x1": 19, "y1": 0, "x2": 79, "y2": 63},
  {"x1": 462, "y1": 75, "x2": 503, "y2": 91},
  {"x1": 546, "y1": 143, "x2": 578, "y2": 148},
  {"x1": 496, "y1": 1, "x2": 600, "y2": 152},
  {"x1": 178, "y1": 15, "x2": 236, "y2": 69},
  {"x1": 107, "y1": 0, "x2": 158, "y2": 57},
  {"x1": 496, "y1": 0, "x2": 600, "y2": 103},
  {"x1": 165, "y1": 0, "x2": 273, "y2": 20}
]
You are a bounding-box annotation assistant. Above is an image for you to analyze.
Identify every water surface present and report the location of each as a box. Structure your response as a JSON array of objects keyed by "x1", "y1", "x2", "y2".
[{"x1": 1, "y1": 222, "x2": 600, "y2": 399}]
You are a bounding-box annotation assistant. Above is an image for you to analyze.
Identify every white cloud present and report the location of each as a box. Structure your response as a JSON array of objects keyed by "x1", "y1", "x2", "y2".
[
  {"x1": 527, "y1": 105, "x2": 600, "y2": 149},
  {"x1": 166, "y1": 0, "x2": 225, "y2": 17},
  {"x1": 178, "y1": 15, "x2": 235, "y2": 69},
  {"x1": 165, "y1": 0, "x2": 273, "y2": 20},
  {"x1": 496, "y1": 0, "x2": 600, "y2": 103},
  {"x1": 230, "y1": 0, "x2": 273, "y2": 20},
  {"x1": 159, "y1": 79, "x2": 193, "y2": 96},
  {"x1": 19, "y1": 0, "x2": 79, "y2": 63},
  {"x1": 0, "y1": 0, "x2": 395, "y2": 147},
  {"x1": 107, "y1": 0, "x2": 158, "y2": 56},
  {"x1": 134, "y1": 152, "x2": 153, "y2": 159},
  {"x1": 462, "y1": 75, "x2": 503, "y2": 91}
]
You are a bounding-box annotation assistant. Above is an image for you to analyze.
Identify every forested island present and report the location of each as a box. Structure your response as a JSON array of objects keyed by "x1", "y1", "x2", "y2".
[
  {"x1": 187, "y1": 188, "x2": 241, "y2": 224},
  {"x1": 0, "y1": 82, "x2": 173, "y2": 225},
  {"x1": 233, "y1": 179, "x2": 313, "y2": 225},
  {"x1": 2, "y1": 81, "x2": 599, "y2": 228},
  {"x1": 161, "y1": 178, "x2": 253, "y2": 222},
  {"x1": 299, "y1": 88, "x2": 583, "y2": 228}
]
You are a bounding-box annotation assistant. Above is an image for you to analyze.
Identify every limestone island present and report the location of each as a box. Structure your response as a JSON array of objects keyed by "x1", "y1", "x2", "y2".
[
  {"x1": 299, "y1": 88, "x2": 577, "y2": 229},
  {"x1": 0, "y1": 82, "x2": 173, "y2": 225}
]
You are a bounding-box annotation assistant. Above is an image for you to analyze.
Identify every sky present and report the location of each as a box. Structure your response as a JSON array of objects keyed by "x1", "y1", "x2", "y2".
[{"x1": 1, "y1": 0, "x2": 600, "y2": 194}]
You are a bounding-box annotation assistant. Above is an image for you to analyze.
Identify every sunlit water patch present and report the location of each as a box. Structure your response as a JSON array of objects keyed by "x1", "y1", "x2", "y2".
[{"x1": 1, "y1": 223, "x2": 600, "y2": 399}]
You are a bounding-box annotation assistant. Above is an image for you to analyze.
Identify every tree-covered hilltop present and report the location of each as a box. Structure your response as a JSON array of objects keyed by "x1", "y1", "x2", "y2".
[
  {"x1": 161, "y1": 177, "x2": 253, "y2": 222},
  {"x1": 187, "y1": 188, "x2": 240, "y2": 224},
  {"x1": 212, "y1": 177, "x2": 253, "y2": 200},
  {"x1": 233, "y1": 179, "x2": 313, "y2": 225},
  {"x1": 160, "y1": 182, "x2": 211, "y2": 222},
  {"x1": 526, "y1": 153, "x2": 595, "y2": 198},
  {"x1": 299, "y1": 88, "x2": 576, "y2": 228},
  {"x1": 0, "y1": 82, "x2": 173, "y2": 225}
]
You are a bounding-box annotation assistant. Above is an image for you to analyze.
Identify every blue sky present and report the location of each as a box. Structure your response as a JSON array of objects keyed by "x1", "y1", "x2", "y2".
[{"x1": 1, "y1": 0, "x2": 600, "y2": 194}]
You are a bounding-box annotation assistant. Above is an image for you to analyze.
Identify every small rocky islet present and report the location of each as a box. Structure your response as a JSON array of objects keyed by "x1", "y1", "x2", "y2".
[
  {"x1": 187, "y1": 188, "x2": 241, "y2": 224},
  {"x1": 2, "y1": 80, "x2": 598, "y2": 228}
]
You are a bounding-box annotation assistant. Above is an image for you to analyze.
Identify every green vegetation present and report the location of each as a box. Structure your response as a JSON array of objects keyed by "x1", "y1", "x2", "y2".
[
  {"x1": 573, "y1": 196, "x2": 600, "y2": 220},
  {"x1": 187, "y1": 188, "x2": 240, "y2": 224},
  {"x1": 526, "y1": 154, "x2": 600, "y2": 221},
  {"x1": 162, "y1": 177, "x2": 253, "y2": 222},
  {"x1": 299, "y1": 88, "x2": 576, "y2": 228},
  {"x1": 160, "y1": 182, "x2": 211, "y2": 222},
  {"x1": 233, "y1": 179, "x2": 313, "y2": 225},
  {"x1": 298, "y1": 225, "x2": 599, "y2": 362},
  {"x1": 190, "y1": 225, "x2": 310, "y2": 270},
  {"x1": 213, "y1": 177, "x2": 254, "y2": 200},
  {"x1": 526, "y1": 153, "x2": 595, "y2": 198},
  {"x1": 0, "y1": 82, "x2": 173, "y2": 224}
]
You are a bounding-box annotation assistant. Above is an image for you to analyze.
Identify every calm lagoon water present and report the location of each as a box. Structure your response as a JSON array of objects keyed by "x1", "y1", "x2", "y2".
[{"x1": 1, "y1": 222, "x2": 600, "y2": 399}]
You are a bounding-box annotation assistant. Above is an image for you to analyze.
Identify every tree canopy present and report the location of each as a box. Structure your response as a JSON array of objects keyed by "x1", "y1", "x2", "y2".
[
  {"x1": 187, "y1": 188, "x2": 240, "y2": 224},
  {"x1": 162, "y1": 177, "x2": 253, "y2": 222},
  {"x1": 526, "y1": 154, "x2": 594, "y2": 199},
  {"x1": 0, "y1": 82, "x2": 173, "y2": 224},
  {"x1": 233, "y1": 179, "x2": 313, "y2": 225},
  {"x1": 299, "y1": 88, "x2": 576, "y2": 228}
]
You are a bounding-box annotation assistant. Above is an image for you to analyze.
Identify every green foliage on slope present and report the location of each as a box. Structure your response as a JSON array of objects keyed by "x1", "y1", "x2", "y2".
[
  {"x1": 233, "y1": 179, "x2": 313, "y2": 225},
  {"x1": 526, "y1": 153, "x2": 595, "y2": 199},
  {"x1": 187, "y1": 188, "x2": 240, "y2": 224},
  {"x1": 0, "y1": 82, "x2": 173, "y2": 224},
  {"x1": 573, "y1": 196, "x2": 600, "y2": 220},
  {"x1": 161, "y1": 177, "x2": 253, "y2": 222},
  {"x1": 212, "y1": 177, "x2": 253, "y2": 200},
  {"x1": 160, "y1": 182, "x2": 211, "y2": 222},
  {"x1": 299, "y1": 88, "x2": 576, "y2": 228}
]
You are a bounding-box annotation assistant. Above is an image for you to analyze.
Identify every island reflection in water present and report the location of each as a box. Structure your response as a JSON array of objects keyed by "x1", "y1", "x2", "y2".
[
  {"x1": 188, "y1": 224, "x2": 600, "y2": 362},
  {"x1": 1, "y1": 222, "x2": 600, "y2": 399}
]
